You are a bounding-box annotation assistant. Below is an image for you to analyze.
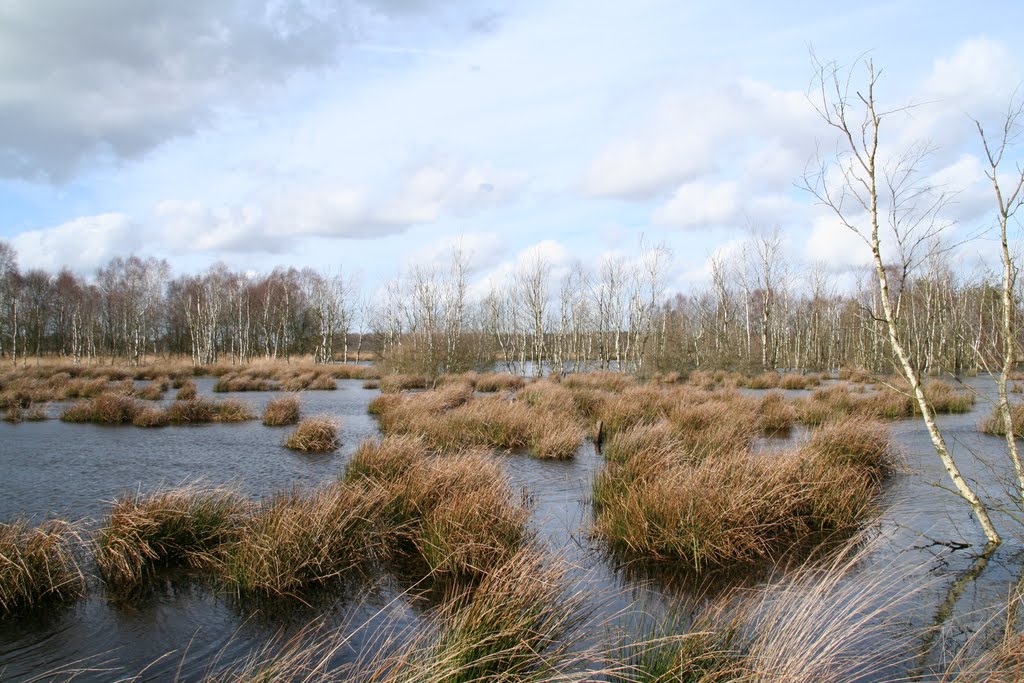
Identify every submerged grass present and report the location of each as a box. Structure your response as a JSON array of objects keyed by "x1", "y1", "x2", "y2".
[{"x1": 0, "y1": 519, "x2": 85, "y2": 614}]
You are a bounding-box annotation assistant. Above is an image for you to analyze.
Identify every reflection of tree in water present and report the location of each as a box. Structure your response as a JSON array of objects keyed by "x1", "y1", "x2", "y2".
[{"x1": 910, "y1": 543, "x2": 1011, "y2": 680}]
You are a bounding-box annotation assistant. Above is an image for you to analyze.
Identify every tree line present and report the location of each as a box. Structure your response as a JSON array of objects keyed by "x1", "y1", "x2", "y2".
[{"x1": 0, "y1": 232, "x2": 1015, "y2": 377}]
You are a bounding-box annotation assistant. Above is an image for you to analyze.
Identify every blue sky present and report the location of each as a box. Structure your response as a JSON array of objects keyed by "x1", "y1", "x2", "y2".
[{"x1": 1, "y1": 0, "x2": 1022, "y2": 296}]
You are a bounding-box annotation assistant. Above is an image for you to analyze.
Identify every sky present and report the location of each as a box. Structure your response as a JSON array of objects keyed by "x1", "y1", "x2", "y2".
[{"x1": 1, "y1": 0, "x2": 1023, "y2": 297}]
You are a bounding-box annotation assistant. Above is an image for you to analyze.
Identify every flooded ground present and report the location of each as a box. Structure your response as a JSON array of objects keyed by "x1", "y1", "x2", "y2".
[{"x1": 0, "y1": 375, "x2": 1021, "y2": 680}]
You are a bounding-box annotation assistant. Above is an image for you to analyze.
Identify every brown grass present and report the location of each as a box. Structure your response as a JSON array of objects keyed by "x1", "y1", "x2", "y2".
[
  {"x1": 760, "y1": 391, "x2": 798, "y2": 432},
  {"x1": 262, "y1": 394, "x2": 301, "y2": 426},
  {"x1": 344, "y1": 440, "x2": 530, "y2": 578},
  {"x1": 61, "y1": 392, "x2": 142, "y2": 424},
  {"x1": 780, "y1": 373, "x2": 821, "y2": 390},
  {"x1": 213, "y1": 373, "x2": 279, "y2": 392},
  {"x1": 219, "y1": 482, "x2": 389, "y2": 597},
  {"x1": 95, "y1": 487, "x2": 246, "y2": 587},
  {"x1": 979, "y1": 404, "x2": 1024, "y2": 438},
  {"x1": 379, "y1": 374, "x2": 429, "y2": 393},
  {"x1": 175, "y1": 379, "x2": 198, "y2": 400},
  {"x1": 281, "y1": 371, "x2": 337, "y2": 391},
  {"x1": 0, "y1": 519, "x2": 85, "y2": 614},
  {"x1": 284, "y1": 417, "x2": 339, "y2": 452},
  {"x1": 473, "y1": 372, "x2": 527, "y2": 392},
  {"x1": 164, "y1": 397, "x2": 255, "y2": 424}
]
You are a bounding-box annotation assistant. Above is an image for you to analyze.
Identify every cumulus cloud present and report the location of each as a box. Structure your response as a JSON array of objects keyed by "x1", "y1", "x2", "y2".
[
  {"x1": 11, "y1": 213, "x2": 142, "y2": 272},
  {"x1": 582, "y1": 80, "x2": 824, "y2": 199},
  {"x1": 0, "y1": 0, "x2": 491, "y2": 182}
]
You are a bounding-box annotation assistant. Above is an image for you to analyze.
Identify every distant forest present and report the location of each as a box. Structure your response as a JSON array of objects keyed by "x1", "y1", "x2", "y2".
[{"x1": 0, "y1": 234, "x2": 1013, "y2": 376}]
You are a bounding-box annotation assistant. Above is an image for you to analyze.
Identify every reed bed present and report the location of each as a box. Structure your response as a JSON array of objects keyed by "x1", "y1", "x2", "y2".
[
  {"x1": 262, "y1": 394, "x2": 301, "y2": 426},
  {"x1": 0, "y1": 519, "x2": 85, "y2": 614},
  {"x1": 284, "y1": 417, "x2": 339, "y2": 452},
  {"x1": 779, "y1": 373, "x2": 821, "y2": 390},
  {"x1": 95, "y1": 487, "x2": 247, "y2": 587}
]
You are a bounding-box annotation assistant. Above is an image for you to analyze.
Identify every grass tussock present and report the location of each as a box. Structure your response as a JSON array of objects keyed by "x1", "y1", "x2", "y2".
[
  {"x1": 979, "y1": 403, "x2": 1024, "y2": 438},
  {"x1": 220, "y1": 482, "x2": 388, "y2": 597},
  {"x1": 213, "y1": 373, "x2": 279, "y2": 392},
  {"x1": 379, "y1": 374, "x2": 430, "y2": 393},
  {"x1": 779, "y1": 373, "x2": 821, "y2": 390},
  {"x1": 373, "y1": 389, "x2": 584, "y2": 459},
  {"x1": 0, "y1": 519, "x2": 85, "y2": 614},
  {"x1": 136, "y1": 378, "x2": 168, "y2": 401},
  {"x1": 281, "y1": 371, "x2": 337, "y2": 392},
  {"x1": 760, "y1": 391, "x2": 798, "y2": 432},
  {"x1": 593, "y1": 413, "x2": 895, "y2": 570},
  {"x1": 563, "y1": 371, "x2": 636, "y2": 393},
  {"x1": 746, "y1": 372, "x2": 781, "y2": 390},
  {"x1": 284, "y1": 417, "x2": 339, "y2": 452},
  {"x1": 473, "y1": 372, "x2": 526, "y2": 392},
  {"x1": 358, "y1": 548, "x2": 588, "y2": 683},
  {"x1": 175, "y1": 379, "x2": 198, "y2": 400},
  {"x1": 262, "y1": 394, "x2": 301, "y2": 426},
  {"x1": 164, "y1": 397, "x2": 255, "y2": 424},
  {"x1": 95, "y1": 487, "x2": 246, "y2": 587},
  {"x1": 4, "y1": 403, "x2": 23, "y2": 423},
  {"x1": 61, "y1": 392, "x2": 142, "y2": 424},
  {"x1": 344, "y1": 439, "x2": 530, "y2": 578}
]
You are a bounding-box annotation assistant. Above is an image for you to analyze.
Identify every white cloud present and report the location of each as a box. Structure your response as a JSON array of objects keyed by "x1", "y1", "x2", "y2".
[
  {"x1": 653, "y1": 180, "x2": 739, "y2": 229},
  {"x1": 12, "y1": 213, "x2": 140, "y2": 272},
  {"x1": 582, "y1": 80, "x2": 822, "y2": 199}
]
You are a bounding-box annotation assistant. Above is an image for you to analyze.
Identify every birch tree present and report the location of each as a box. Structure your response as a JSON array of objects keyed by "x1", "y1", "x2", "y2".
[
  {"x1": 804, "y1": 54, "x2": 1001, "y2": 545},
  {"x1": 974, "y1": 98, "x2": 1024, "y2": 502}
]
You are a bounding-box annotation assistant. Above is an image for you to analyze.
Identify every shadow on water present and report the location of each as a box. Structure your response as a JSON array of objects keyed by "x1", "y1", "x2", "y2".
[{"x1": 3, "y1": 374, "x2": 1024, "y2": 679}]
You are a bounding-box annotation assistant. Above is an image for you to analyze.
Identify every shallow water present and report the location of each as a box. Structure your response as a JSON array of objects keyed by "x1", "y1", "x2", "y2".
[{"x1": 0, "y1": 375, "x2": 1021, "y2": 680}]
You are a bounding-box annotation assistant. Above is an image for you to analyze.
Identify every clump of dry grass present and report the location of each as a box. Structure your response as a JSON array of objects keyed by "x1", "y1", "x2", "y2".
[
  {"x1": 374, "y1": 548, "x2": 588, "y2": 682},
  {"x1": 805, "y1": 417, "x2": 900, "y2": 485},
  {"x1": 131, "y1": 405, "x2": 169, "y2": 428},
  {"x1": 95, "y1": 487, "x2": 246, "y2": 587},
  {"x1": 379, "y1": 374, "x2": 429, "y2": 393},
  {"x1": 759, "y1": 391, "x2": 798, "y2": 433},
  {"x1": 213, "y1": 373, "x2": 279, "y2": 392},
  {"x1": 164, "y1": 397, "x2": 255, "y2": 424},
  {"x1": 62, "y1": 377, "x2": 109, "y2": 399},
  {"x1": 284, "y1": 417, "x2": 339, "y2": 452},
  {"x1": 375, "y1": 390, "x2": 584, "y2": 459},
  {"x1": 563, "y1": 371, "x2": 636, "y2": 393},
  {"x1": 747, "y1": 372, "x2": 781, "y2": 389},
  {"x1": 136, "y1": 379, "x2": 167, "y2": 401},
  {"x1": 593, "y1": 412, "x2": 894, "y2": 570},
  {"x1": 60, "y1": 392, "x2": 142, "y2": 424},
  {"x1": 281, "y1": 371, "x2": 337, "y2": 391},
  {"x1": 175, "y1": 379, "x2": 198, "y2": 400},
  {"x1": 473, "y1": 372, "x2": 526, "y2": 392},
  {"x1": 979, "y1": 404, "x2": 1024, "y2": 438},
  {"x1": 344, "y1": 440, "x2": 530, "y2": 578},
  {"x1": 262, "y1": 394, "x2": 301, "y2": 426},
  {"x1": 0, "y1": 519, "x2": 85, "y2": 614},
  {"x1": 220, "y1": 482, "x2": 388, "y2": 597},
  {"x1": 24, "y1": 403, "x2": 48, "y2": 421},
  {"x1": 4, "y1": 403, "x2": 23, "y2": 423},
  {"x1": 780, "y1": 373, "x2": 820, "y2": 390},
  {"x1": 327, "y1": 363, "x2": 380, "y2": 380}
]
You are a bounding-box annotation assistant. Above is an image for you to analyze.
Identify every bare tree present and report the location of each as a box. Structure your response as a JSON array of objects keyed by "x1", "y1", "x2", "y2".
[
  {"x1": 803, "y1": 54, "x2": 1001, "y2": 545},
  {"x1": 974, "y1": 97, "x2": 1024, "y2": 502}
]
